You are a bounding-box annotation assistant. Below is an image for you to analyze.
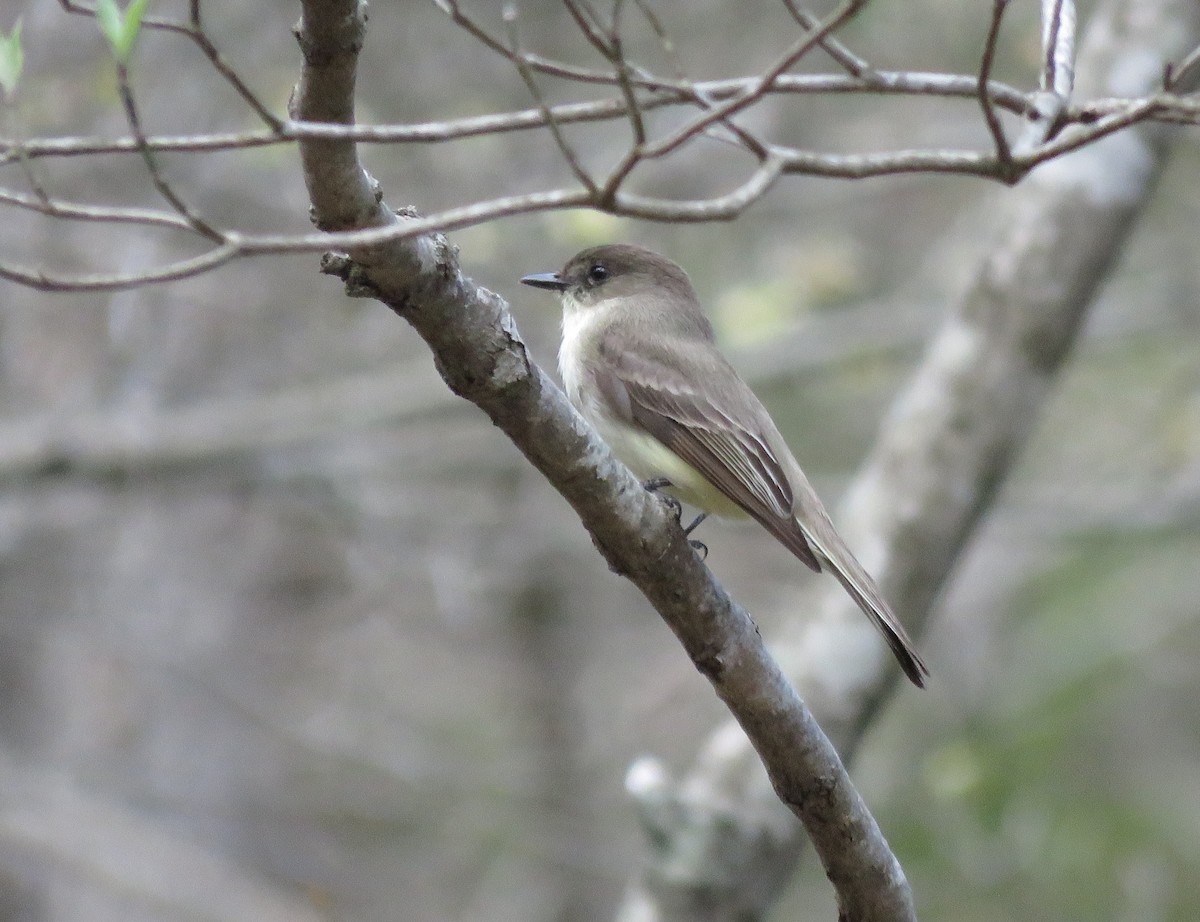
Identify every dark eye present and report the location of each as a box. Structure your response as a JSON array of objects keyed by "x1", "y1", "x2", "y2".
[{"x1": 586, "y1": 263, "x2": 609, "y2": 285}]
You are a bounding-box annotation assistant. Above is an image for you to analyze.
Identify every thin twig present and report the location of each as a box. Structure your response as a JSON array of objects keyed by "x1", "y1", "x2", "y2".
[
  {"x1": 978, "y1": 0, "x2": 1015, "y2": 179},
  {"x1": 641, "y1": 0, "x2": 869, "y2": 160},
  {"x1": 1012, "y1": 94, "x2": 1164, "y2": 167},
  {"x1": 0, "y1": 71, "x2": 1042, "y2": 167},
  {"x1": 1163, "y1": 42, "x2": 1200, "y2": 91},
  {"x1": 607, "y1": 0, "x2": 645, "y2": 146},
  {"x1": 433, "y1": 0, "x2": 635, "y2": 87},
  {"x1": 186, "y1": 0, "x2": 283, "y2": 129},
  {"x1": 597, "y1": 1, "x2": 650, "y2": 200},
  {"x1": 0, "y1": 100, "x2": 52, "y2": 210},
  {"x1": 619, "y1": 2, "x2": 771, "y2": 161},
  {"x1": 58, "y1": 0, "x2": 283, "y2": 129},
  {"x1": 613, "y1": 152, "x2": 786, "y2": 220},
  {"x1": 0, "y1": 186, "x2": 196, "y2": 230},
  {"x1": 0, "y1": 242, "x2": 239, "y2": 292},
  {"x1": 503, "y1": 5, "x2": 598, "y2": 194},
  {"x1": 562, "y1": 0, "x2": 613, "y2": 58},
  {"x1": 780, "y1": 0, "x2": 878, "y2": 80},
  {"x1": 1041, "y1": 0, "x2": 1076, "y2": 99},
  {"x1": 605, "y1": 0, "x2": 771, "y2": 160},
  {"x1": 114, "y1": 62, "x2": 225, "y2": 241},
  {"x1": 631, "y1": 0, "x2": 685, "y2": 80}
]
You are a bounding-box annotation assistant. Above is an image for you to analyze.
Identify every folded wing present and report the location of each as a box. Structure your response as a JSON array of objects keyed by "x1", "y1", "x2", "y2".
[
  {"x1": 593, "y1": 336, "x2": 821, "y2": 572},
  {"x1": 593, "y1": 332, "x2": 930, "y2": 686}
]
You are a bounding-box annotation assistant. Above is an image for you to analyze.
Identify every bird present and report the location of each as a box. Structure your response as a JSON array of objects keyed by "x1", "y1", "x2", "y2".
[{"x1": 521, "y1": 243, "x2": 928, "y2": 687}]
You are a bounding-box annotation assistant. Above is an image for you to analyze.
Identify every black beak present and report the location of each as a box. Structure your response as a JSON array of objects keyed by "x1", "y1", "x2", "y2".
[{"x1": 520, "y1": 271, "x2": 568, "y2": 291}]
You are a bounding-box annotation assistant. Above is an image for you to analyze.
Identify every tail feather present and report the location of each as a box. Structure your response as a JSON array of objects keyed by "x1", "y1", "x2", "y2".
[
  {"x1": 822, "y1": 555, "x2": 929, "y2": 688},
  {"x1": 750, "y1": 505, "x2": 929, "y2": 686},
  {"x1": 795, "y1": 504, "x2": 929, "y2": 687}
]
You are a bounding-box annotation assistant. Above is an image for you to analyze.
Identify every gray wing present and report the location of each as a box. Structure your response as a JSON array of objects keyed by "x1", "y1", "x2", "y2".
[
  {"x1": 593, "y1": 335, "x2": 821, "y2": 572},
  {"x1": 595, "y1": 333, "x2": 930, "y2": 686}
]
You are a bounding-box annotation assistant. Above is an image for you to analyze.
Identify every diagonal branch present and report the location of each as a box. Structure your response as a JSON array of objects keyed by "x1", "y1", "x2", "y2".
[
  {"x1": 292, "y1": 1, "x2": 918, "y2": 919},
  {"x1": 979, "y1": 0, "x2": 1015, "y2": 177},
  {"x1": 114, "y1": 61, "x2": 223, "y2": 242},
  {"x1": 59, "y1": 0, "x2": 283, "y2": 128},
  {"x1": 640, "y1": 0, "x2": 870, "y2": 159},
  {"x1": 503, "y1": 6, "x2": 598, "y2": 194},
  {"x1": 1041, "y1": 0, "x2": 1076, "y2": 98},
  {"x1": 614, "y1": 1, "x2": 1200, "y2": 920},
  {"x1": 780, "y1": 0, "x2": 879, "y2": 80}
]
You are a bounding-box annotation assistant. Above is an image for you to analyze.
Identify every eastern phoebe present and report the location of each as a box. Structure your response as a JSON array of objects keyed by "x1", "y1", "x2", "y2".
[{"x1": 521, "y1": 244, "x2": 928, "y2": 687}]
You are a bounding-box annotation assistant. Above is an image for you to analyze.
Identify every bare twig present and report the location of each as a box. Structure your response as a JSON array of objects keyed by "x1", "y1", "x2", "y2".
[
  {"x1": 0, "y1": 244, "x2": 239, "y2": 292},
  {"x1": 0, "y1": 102, "x2": 52, "y2": 211},
  {"x1": 562, "y1": 0, "x2": 613, "y2": 58},
  {"x1": 503, "y1": 5, "x2": 598, "y2": 194},
  {"x1": 184, "y1": 0, "x2": 283, "y2": 129},
  {"x1": 631, "y1": 0, "x2": 685, "y2": 79},
  {"x1": 596, "y1": 1, "x2": 652, "y2": 200},
  {"x1": 611, "y1": 1, "x2": 772, "y2": 161},
  {"x1": 979, "y1": 0, "x2": 1015, "y2": 178},
  {"x1": 617, "y1": 0, "x2": 772, "y2": 163},
  {"x1": 58, "y1": 0, "x2": 283, "y2": 129},
  {"x1": 0, "y1": 186, "x2": 195, "y2": 230},
  {"x1": 614, "y1": 151, "x2": 786, "y2": 219},
  {"x1": 433, "y1": 0, "x2": 634, "y2": 88},
  {"x1": 114, "y1": 62, "x2": 224, "y2": 241},
  {"x1": 1041, "y1": 0, "x2": 1076, "y2": 98},
  {"x1": 0, "y1": 71, "x2": 1045, "y2": 167},
  {"x1": 606, "y1": 0, "x2": 646, "y2": 148},
  {"x1": 1016, "y1": 0, "x2": 1077, "y2": 147},
  {"x1": 780, "y1": 0, "x2": 878, "y2": 80},
  {"x1": 641, "y1": 0, "x2": 870, "y2": 159}
]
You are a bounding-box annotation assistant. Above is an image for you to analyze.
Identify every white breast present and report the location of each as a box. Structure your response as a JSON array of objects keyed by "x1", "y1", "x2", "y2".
[
  {"x1": 558, "y1": 297, "x2": 606, "y2": 420},
  {"x1": 555, "y1": 297, "x2": 743, "y2": 517}
]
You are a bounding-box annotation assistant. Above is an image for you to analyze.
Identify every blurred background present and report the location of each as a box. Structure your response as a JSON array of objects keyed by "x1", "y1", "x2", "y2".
[{"x1": 0, "y1": 1, "x2": 1198, "y2": 920}]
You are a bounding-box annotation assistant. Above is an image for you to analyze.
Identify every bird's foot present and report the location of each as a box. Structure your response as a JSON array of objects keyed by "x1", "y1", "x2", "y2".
[
  {"x1": 641, "y1": 477, "x2": 682, "y2": 522},
  {"x1": 683, "y1": 512, "x2": 708, "y2": 536},
  {"x1": 642, "y1": 479, "x2": 709, "y2": 560},
  {"x1": 684, "y1": 512, "x2": 709, "y2": 560}
]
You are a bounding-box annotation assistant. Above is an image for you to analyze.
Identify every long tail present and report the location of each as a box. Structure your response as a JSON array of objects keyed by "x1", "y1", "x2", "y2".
[
  {"x1": 818, "y1": 545, "x2": 929, "y2": 687},
  {"x1": 750, "y1": 502, "x2": 930, "y2": 686}
]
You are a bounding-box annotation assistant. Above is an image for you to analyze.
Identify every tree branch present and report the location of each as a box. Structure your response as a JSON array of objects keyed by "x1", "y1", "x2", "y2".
[
  {"x1": 0, "y1": 69, "x2": 1040, "y2": 166},
  {"x1": 979, "y1": 0, "x2": 1016, "y2": 177},
  {"x1": 291, "y1": 1, "x2": 918, "y2": 919},
  {"x1": 614, "y1": 1, "x2": 1200, "y2": 919}
]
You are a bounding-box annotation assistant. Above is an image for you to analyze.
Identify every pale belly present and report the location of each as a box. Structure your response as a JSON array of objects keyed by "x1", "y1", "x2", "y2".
[
  {"x1": 591, "y1": 409, "x2": 748, "y2": 519},
  {"x1": 559, "y1": 303, "x2": 747, "y2": 519}
]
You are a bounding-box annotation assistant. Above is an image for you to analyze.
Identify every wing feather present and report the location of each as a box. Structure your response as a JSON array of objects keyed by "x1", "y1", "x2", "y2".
[
  {"x1": 587, "y1": 327, "x2": 930, "y2": 685},
  {"x1": 596, "y1": 336, "x2": 820, "y2": 572}
]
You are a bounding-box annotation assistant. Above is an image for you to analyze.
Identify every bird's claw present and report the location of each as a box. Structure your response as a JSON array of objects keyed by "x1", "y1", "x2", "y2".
[
  {"x1": 684, "y1": 513, "x2": 709, "y2": 560},
  {"x1": 642, "y1": 477, "x2": 682, "y2": 522},
  {"x1": 642, "y1": 479, "x2": 709, "y2": 560}
]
